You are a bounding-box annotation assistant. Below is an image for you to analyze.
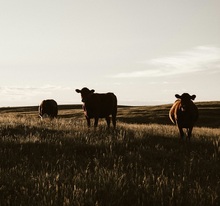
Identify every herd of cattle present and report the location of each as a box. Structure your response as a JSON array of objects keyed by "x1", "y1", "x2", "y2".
[{"x1": 39, "y1": 87, "x2": 198, "y2": 140}]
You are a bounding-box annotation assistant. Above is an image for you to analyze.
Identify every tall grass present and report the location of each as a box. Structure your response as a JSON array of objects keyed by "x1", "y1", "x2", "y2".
[{"x1": 0, "y1": 107, "x2": 220, "y2": 205}]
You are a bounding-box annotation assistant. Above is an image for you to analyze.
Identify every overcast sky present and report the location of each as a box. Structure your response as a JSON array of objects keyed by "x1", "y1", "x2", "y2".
[{"x1": 1, "y1": 0, "x2": 220, "y2": 106}]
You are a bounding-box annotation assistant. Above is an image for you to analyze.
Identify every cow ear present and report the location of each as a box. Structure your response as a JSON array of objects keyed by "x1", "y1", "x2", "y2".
[
  {"x1": 75, "y1": 89, "x2": 81, "y2": 93},
  {"x1": 175, "y1": 94, "x2": 181, "y2": 99},
  {"x1": 191, "y1": 95, "x2": 196, "y2": 100},
  {"x1": 91, "y1": 89, "x2": 95, "y2": 93}
]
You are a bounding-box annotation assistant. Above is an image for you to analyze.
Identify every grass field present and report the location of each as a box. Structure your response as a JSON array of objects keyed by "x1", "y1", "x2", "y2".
[{"x1": 0, "y1": 102, "x2": 220, "y2": 205}]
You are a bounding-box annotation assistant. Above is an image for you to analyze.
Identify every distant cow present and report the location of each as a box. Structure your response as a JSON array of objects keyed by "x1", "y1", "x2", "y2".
[
  {"x1": 75, "y1": 87, "x2": 117, "y2": 128},
  {"x1": 169, "y1": 93, "x2": 198, "y2": 140},
  {"x1": 39, "y1": 99, "x2": 58, "y2": 119}
]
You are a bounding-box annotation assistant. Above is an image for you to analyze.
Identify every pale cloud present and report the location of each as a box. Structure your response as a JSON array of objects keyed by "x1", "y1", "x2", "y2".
[
  {"x1": 0, "y1": 85, "x2": 73, "y2": 106},
  {"x1": 112, "y1": 46, "x2": 220, "y2": 78},
  {"x1": 0, "y1": 85, "x2": 71, "y2": 96}
]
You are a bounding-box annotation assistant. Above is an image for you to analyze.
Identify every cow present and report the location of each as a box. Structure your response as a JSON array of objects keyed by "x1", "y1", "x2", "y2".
[
  {"x1": 39, "y1": 99, "x2": 58, "y2": 119},
  {"x1": 75, "y1": 87, "x2": 117, "y2": 128},
  {"x1": 169, "y1": 93, "x2": 198, "y2": 141}
]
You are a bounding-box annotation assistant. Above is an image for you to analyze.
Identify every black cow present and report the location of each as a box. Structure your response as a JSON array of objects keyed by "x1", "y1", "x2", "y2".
[
  {"x1": 75, "y1": 87, "x2": 117, "y2": 128},
  {"x1": 39, "y1": 99, "x2": 58, "y2": 119},
  {"x1": 169, "y1": 93, "x2": 198, "y2": 140}
]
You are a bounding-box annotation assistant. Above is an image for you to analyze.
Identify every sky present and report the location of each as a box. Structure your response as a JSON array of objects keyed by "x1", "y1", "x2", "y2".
[{"x1": 0, "y1": 0, "x2": 220, "y2": 107}]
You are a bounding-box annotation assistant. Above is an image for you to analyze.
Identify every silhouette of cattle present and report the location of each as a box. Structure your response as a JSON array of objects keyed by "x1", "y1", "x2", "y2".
[
  {"x1": 75, "y1": 87, "x2": 117, "y2": 128},
  {"x1": 39, "y1": 99, "x2": 58, "y2": 119},
  {"x1": 169, "y1": 93, "x2": 198, "y2": 140}
]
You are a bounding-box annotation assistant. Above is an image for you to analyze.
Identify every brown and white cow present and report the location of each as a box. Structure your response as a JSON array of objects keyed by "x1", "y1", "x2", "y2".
[
  {"x1": 75, "y1": 87, "x2": 117, "y2": 128},
  {"x1": 39, "y1": 99, "x2": 58, "y2": 119},
  {"x1": 169, "y1": 93, "x2": 198, "y2": 140}
]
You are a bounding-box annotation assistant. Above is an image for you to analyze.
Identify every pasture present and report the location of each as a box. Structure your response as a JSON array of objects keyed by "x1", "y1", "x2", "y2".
[{"x1": 0, "y1": 102, "x2": 220, "y2": 205}]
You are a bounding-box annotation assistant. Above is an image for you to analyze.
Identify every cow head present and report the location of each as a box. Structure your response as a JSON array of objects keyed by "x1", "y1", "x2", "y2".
[
  {"x1": 38, "y1": 100, "x2": 45, "y2": 118},
  {"x1": 175, "y1": 93, "x2": 196, "y2": 111},
  {"x1": 75, "y1": 87, "x2": 95, "y2": 102}
]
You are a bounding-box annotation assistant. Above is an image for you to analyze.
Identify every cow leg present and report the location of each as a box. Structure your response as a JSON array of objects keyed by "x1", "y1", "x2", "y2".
[
  {"x1": 187, "y1": 127, "x2": 193, "y2": 141},
  {"x1": 178, "y1": 126, "x2": 184, "y2": 140},
  {"x1": 94, "y1": 117, "x2": 99, "y2": 127},
  {"x1": 86, "y1": 117, "x2": 91, "y2": 127},
  {"x1": 112, "y1": 114, "x2": 116, "y2": 129},
  {"x1": 105, "y1": 116, "x2": 111, "y2": 128}
]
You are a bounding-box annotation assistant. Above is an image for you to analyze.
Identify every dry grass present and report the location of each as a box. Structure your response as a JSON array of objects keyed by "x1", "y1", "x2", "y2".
[{"x1": 0, "y1": 102, "x2": 220, "y2": 205}]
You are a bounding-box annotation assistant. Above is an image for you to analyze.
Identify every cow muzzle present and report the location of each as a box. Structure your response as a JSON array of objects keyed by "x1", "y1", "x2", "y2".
[{"x1": 39, "y1": 113, "x2": 49, "y2": 119}]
